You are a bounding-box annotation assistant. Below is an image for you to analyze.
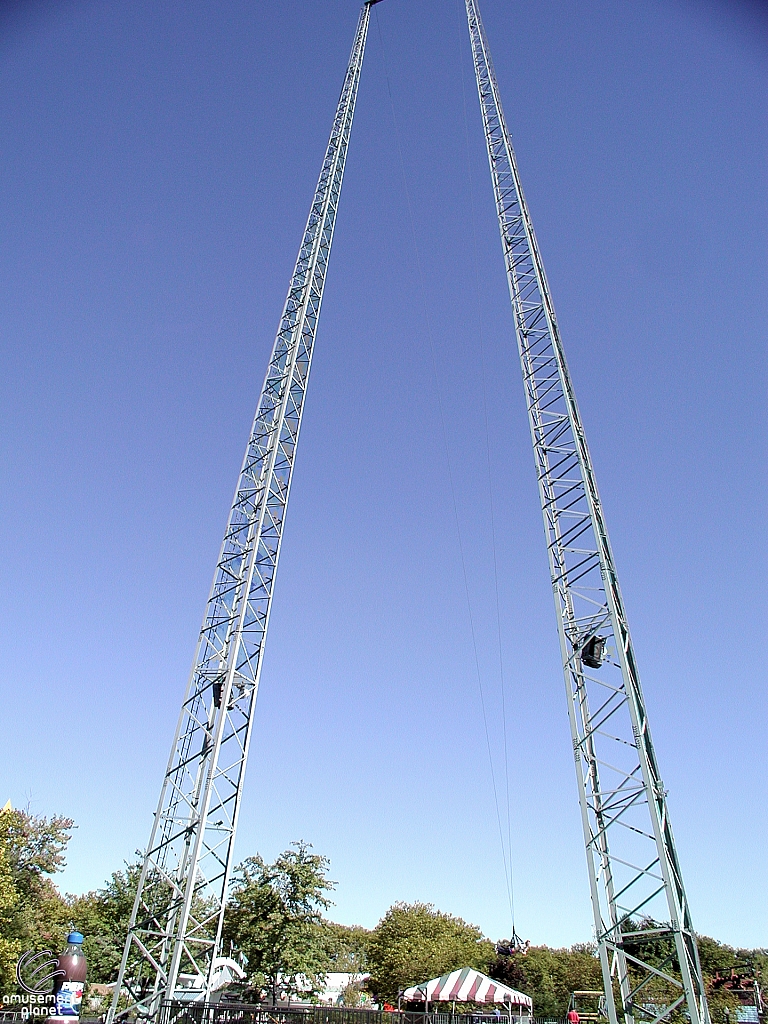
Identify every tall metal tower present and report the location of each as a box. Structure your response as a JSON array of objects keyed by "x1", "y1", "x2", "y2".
[
  {"x1": 105, "y1": 4, "x2": 710, "y2": 1023},
  {"x1": 463, "y1": 3, "x2": 709, "y2": 1024},
  {"x1": 107, "y1": 5, "x2": 378, "y2": 1019}
]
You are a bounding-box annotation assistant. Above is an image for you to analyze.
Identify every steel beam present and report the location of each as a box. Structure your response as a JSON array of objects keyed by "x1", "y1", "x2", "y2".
[
  {"x1": 107, "y1": 5, "x2": 376, "y2": 1018},
  {"x1": 463, "y1": 3, "x2": 710, "y2": 1023}
]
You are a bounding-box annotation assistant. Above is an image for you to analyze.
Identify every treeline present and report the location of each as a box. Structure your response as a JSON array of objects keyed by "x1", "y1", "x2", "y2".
[{"x1": 1, "y1": 808, "x2": 764, "y2": 1019}]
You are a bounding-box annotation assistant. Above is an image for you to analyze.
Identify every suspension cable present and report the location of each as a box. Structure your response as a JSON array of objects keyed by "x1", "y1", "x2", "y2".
[
  {"x1": 453, "y1": 0, "x2": 517, "y2": 937},
  {"x1": 374, "y1": 6, "x2": 515, "y2": 926}
]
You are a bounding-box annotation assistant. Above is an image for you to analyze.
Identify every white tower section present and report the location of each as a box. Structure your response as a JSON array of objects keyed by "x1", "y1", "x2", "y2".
[
  {"x1": 464, "y1": 3, "x2": 710, "y2": 1023},
  {"x1": 107, "y1": 5, "x2": 378, "y2": 1019}
]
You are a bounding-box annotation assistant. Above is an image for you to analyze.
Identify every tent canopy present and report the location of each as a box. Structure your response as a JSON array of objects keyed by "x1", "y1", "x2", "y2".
[{"x1": 403, "y1": 968, "x2": 532, "y2": 1009}]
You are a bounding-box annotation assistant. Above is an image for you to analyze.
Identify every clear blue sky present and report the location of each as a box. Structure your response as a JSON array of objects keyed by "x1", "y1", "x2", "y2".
[{"x1": 1, "y1": 0, "x2": 766, "y2": 950}]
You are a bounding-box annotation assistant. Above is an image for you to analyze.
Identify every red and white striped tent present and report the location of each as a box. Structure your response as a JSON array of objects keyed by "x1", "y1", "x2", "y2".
[{"x1": 403, "y1": 968, "x2": 532, "y2": 1009}]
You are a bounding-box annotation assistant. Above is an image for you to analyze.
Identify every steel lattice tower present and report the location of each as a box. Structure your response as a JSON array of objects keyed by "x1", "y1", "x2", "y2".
[
  {"x1": 107, "y1": 5, "x2": 378, "y2": 1019},
  {"x1": 463, "y1": 3, "x2": 709, "y2": 1024},
  {"x1": 107, "y1": 4, "x2": 711, "y2": 1023}
]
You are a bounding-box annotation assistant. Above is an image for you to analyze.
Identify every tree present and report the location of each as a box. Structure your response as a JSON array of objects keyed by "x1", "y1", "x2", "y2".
[
  {"x1": 0, "y1": 807, "x2": 73, "y2": 995},
  {"x1": 491, "y1": 933, "x2": 768, "y2": 1021},
  {"x1": 0, "y1": 808, "x2": 74, "y2": 887},
  {"x1": 316, "y1": 921, "x2": 371, "y2": 973},
  {"x1": 366, "y1": 902, "x2": 494, "y2": 1004},
  {"x1": 223, "y1": 842, "x2": 335, "y2": 1003},
  {"x1": 491, "y1": 944, "x2": 603, "y2": 1018},
  {"x1": 339, "y1": 978, "x2": 366, "y2": 1007},
  {"x1": 0, "y1": 844, "x2": 22, "y2": 996},
  {"x1": 69, "y1": 863, "x2": 141, "y2": 984},
  {"x1": 617, "y1": 921, "x2": 763, "y2": 1023},
  {"x1": 696, "y1": 935, "x2": 767, "y2": 1023}
]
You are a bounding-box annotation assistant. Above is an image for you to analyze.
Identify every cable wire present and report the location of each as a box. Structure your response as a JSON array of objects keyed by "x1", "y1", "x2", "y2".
[
  {"x1": 374, "y1": 6, "x2": 515, "y2": 926},
  {"x1": 453, "y1": 0, "x2": 517, "y2": 936}
]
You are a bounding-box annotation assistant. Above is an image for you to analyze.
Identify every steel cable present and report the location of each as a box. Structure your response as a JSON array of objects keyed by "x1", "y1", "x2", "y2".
[
  {"x1": 374, "y1": 5, "x2": 515, "y2": 929},
  {"x1": 453, "y1": 0, "x2": 517, "y2": 938}
]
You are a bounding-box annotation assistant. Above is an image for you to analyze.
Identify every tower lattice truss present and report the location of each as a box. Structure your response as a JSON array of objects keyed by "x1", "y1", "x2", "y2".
[
  {"x1": 464, "y1": 4, "x2": 709, "y2": 1023},
  {"x1": 108, "y1": 3, "x2": 711, "y2": 1024}
]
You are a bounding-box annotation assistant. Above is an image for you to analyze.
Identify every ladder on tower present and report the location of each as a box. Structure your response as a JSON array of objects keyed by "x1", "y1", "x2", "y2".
[{"x1": 107, "y1": 4, "x2": 712, "y2": 1024}]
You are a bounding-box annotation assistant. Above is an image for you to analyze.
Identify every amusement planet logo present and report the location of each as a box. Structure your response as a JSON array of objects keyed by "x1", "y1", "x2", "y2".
[{"x1": 3, "y1": 950, "x2": 62, "y2": 1016}]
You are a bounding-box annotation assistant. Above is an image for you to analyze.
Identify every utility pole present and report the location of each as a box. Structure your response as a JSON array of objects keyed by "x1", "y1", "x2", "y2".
[
  {"x1": 106, "y1": 5, "x2": 377, "y2": 1019},
  {"x1": 463, "y1": 3, "x2": 710, "y2": 1024}
]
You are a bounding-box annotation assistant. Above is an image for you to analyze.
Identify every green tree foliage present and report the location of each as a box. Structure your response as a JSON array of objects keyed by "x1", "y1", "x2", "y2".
[
  {"x1": 617, "y1": 921, "x2": 767, "y2": 1023},
  {"x1": 491, "y1": 944, "x2": 603, "y2": 1018},
  {"x1": 366, "y1": 902, "x2": 495, "y2": 1004},
  {"x1": 339, "y1": 978, "x2": 366, "y2": 1007},
  {"x1": 69, "y1": 864, "x2": 141, "y2": 984},
  {"x1": 0, "y1": 843, "x2": 22, "y2": 995},
  {"x1": 315, "y1": 920, "x2": 371, "y2": 973},
  {"x1": 696, "y1": 935, "x2": 767, "y2": 1023},
  {"x1": 492, "y1": 930, "x2": 768, "y2": 1022},
  {"x1": 3, "y1": 814, "x2": 765, "y2": 1024},
  {"x1": 222, "y1": 842, "x2": 335, "y2": 1003},
  {"x1": 0, "y1": 807, "x2": 73, "y2": 995},
  {"x1": 0, "y1": 808, "x2": 73, "y2": 886}
]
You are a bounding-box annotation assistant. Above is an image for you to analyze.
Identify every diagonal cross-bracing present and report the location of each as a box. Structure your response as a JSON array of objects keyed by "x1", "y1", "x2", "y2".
[
  {"x1": 106, "y1": 5, "x2": 377, "y2": 1019},
  {"x1": 463, "y1": 3, "x2": 710, "y2": 1024}
]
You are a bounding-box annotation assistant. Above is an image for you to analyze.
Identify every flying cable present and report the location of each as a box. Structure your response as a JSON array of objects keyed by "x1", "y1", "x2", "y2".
[
  {"x1": 374, "y1": 6, "x2": 515, "y2": 927},
  {"x1": 453, "y1": 0, "x2": 517, "y2": 938}
]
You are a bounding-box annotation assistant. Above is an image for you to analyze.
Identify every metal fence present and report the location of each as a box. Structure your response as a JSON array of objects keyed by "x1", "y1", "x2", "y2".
[
  {"x1": 0, "y1": 1008, "x2": 565, "y2": 1024},
  {"x1": 158, "y1": 1006, "x2": 396, "y2": 1024},
  {"x1": 156, "y1": 1004, "x2": 564, "y2": 1024}
]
